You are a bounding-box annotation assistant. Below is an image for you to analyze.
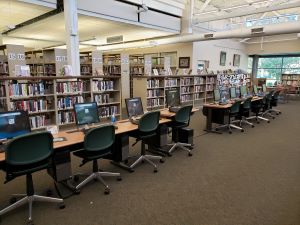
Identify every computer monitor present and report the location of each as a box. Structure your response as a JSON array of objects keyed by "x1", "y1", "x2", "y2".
[
  {"x1": 74, "y1": 102, "x2": 100, "y2": 126},
  {"x1": 166, "y1": 88, "x2": 180, "y2": 107},
  {"x1": 230, "y1": 87, "x2": 237, "y2": 99},
  {"x1": 213, "y1": 89, "x2": 221, "y2": 102},
  {"x1": 125, "y1": 97, "x2": 144, "y2": 118},
  {"x1": 0, "y1": 110, "x2": 31, "y2": 140},
  {"x1": 240, "y1": 86, "x2": 247, "y2": 97},
  {"x1": 253, "y1": 85, "x2": 258, "y2": 95},
  {"x1": 262, "y1": 84, "x2": 267, "y2": 93}
]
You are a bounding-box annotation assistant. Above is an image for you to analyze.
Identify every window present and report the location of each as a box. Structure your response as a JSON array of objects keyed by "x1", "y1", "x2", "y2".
[{"x1": 247, "y1": 57, "x2": 253, "y2": 74}]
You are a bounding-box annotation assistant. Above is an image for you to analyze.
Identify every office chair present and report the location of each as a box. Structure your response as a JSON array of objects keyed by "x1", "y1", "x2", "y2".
[
  {"x1": 129, "y1": 111, "x2": 163, "y2": 173},
  {"x1": 167, "y1": 105, "x2": 193, "y2": 156},
  {"x1": 238, "y1": 97, "x2": 255, "y2": 128},
  {"x1": 0, "y1": 132, "x2": 64, "y2": 224},
  {"x1": 269, "y1": 90, "x2": 282, "y2": 115},
  {"x1": 248, "y1": 95, "x2": 270, "y2": 123},
  {"x1": 216, "y1": 100, "x2": 244, "y2": 134},
  {"x1": 73, "y1": 125, "x2": 121, "y2": 194},
  {"x1": 261, "y1": 92, "x2": 276, "y2": 119}
]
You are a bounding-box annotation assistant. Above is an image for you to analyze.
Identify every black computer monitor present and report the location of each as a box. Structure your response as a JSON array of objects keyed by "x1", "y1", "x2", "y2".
[
  {"x1": 253, "y1": 85, "x2": 258, "y2": 95},
  {"x1": 74, "y1": 102, "x2": 100, "y2": 126},
  {"x1": 125, "y1": 97, "x2": 144, "y2": 118},
  {"x1": 0, "y1": 110, "x2": 31, "y2": 140},
  {"x1": 213, "y1": 89, "x2": 221, "y2": 102},
  {"x1": 262, "y1": 84, "x2": 267, "y2": 93},
  {"x1": 240, "y1": 86, "x2": 247, "y2": 97},
  {"x1": 230, "y1": 87, "x2": 237, "y2": 99},
  {"x1": 166, "y1": 88, "x2": 180, "y2": 107}
]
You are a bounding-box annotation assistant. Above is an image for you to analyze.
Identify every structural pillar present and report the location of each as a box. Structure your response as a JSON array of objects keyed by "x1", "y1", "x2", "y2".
[{"x1": 64, "y1": 0, "x2": 80, "y2": 75}]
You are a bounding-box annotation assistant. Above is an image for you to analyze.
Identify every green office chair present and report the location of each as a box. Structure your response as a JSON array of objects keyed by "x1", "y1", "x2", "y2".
[
  {"x1": 0, "y1": 132, "x2": 64, "y2": 224},
  {"x1": 269, "y1": 90, "x2": 282, "y2": 115},
  {"x1": 216, "y1": 100, "x2": 244, "y2": 133},
  {"x1": 167, "y1": 105, "x2": 193, "y2": 156},
  {"x1": 129, "y1": 111, "x2": 163, "y2": 173},
  {"x1": 248, "y1": 95, "x2": 270, "y2": 123},
  {"x1": 261, "y1": 92, "x2": 276, "y2": 119},
  {"x1": 73, "y1": 125, "x2": 121, "y2": 194},
  {"x1": 238, "y1": 97, "x2": 255, "y2": 128}
]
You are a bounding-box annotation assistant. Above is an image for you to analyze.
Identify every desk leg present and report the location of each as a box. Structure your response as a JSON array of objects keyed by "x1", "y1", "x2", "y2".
[{"x1": 204, "y1": 108, "x2": 222, "y2": 134}]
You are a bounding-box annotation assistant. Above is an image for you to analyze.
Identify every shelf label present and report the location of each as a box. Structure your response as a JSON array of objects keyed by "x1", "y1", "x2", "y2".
[
  {"x1": 17, "y1": 54, "x2": 25, "y2": 60},
  {"x1": 92, "y1": 58, "x2": 103, "y2": 64},
  {"x1": 56, "y1": 56, "x2": 67, "y2": 62},
  {"x1": 8, "y1": 53, "x2": 16, "y2": 60}
]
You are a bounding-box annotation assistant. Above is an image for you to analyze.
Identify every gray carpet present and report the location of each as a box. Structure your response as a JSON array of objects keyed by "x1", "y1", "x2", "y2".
[{"x1": 0, "y1": 102, "x2": 299, "y2": 225}]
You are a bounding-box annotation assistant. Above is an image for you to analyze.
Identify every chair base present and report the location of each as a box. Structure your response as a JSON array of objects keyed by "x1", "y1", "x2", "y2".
[
  {"x1": 0, "y1": 194, "x2": 64, "y2": 223},
  {"x1": 130, "y1": 155, "x2": 162, "y2": 172},
  {"x1": 216, "y1": 123, "x2": 244, "y2": 134},
  {"x1": 248, "y1": 115, "x2": 270, "y2": 123},
  {"x1": 239, "y1": 117, "x2": 255, "y2": 128},
  {"x1": 167, "y1": 142, "x2": 192, "y2": 156},
  {"x1": 75, "y1": 171, "x2": 121, "y2": 194}
]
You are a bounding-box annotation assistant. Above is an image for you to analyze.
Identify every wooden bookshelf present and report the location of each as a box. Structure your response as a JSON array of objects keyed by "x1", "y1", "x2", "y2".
[{"x1": 281, "y1": 74, "x2": 300, "y2": 94}]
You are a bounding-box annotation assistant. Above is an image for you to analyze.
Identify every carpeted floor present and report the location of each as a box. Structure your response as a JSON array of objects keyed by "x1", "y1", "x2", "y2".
[{"x1": 0, "y1": 101, "x2": 299, "y2": 225}]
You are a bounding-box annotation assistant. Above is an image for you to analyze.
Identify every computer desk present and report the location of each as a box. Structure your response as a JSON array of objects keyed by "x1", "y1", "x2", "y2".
[
  {"x1": 159, "y1": 107, "x2": 199, "y2": 118},
  {"x1": 203, "y1": 97, "x2": 262, "y2": 133}
]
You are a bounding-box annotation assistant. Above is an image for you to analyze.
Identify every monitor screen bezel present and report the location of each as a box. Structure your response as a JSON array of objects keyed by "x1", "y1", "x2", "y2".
[
  {"x1": 240, "y1": 86, "x2": 247, "y2": 97},
  {"x1": 230, "y1": 87, "x2": 237, "y2": 99},
  {"x1": 125, "y1": 97, "x2": 144, "y2": 118},
  {"x1": 165, "y1": 88, "x2": 181, "y2": 107},
  {"x1": 0, "y1": 110, "x2": 31, "y2": 140},
  {"x1": 213, "y1": 89, "x2": 221, "y2": 102},
  {"x1": 73, "y1": 102, "x2": 100, "y2": 126}
]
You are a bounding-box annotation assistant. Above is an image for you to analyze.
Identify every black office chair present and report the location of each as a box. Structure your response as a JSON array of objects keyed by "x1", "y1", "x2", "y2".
[
  {"x1": 261, "y1": 92, "x2": 276, "y2": 119},
  {"x1": 0, "y1": 132, "x2": 64, "y2": 224},
  {"x1": 129, "y1": 111, "x2": 163, "y2": 173},
  {"x1": 216, "y1": 100, "x2": 244, "y2": 133},
  {"x1": 238, "y1": 97, "x2": 255, "y2": 128},
  {"x1": 73, "y1": 125, "x2": 121, "y2": 194},
  {"x1": 270, "y1": 90, "x2": 282, "y2": 115},
  {"x1": 167, "y1": 105, "x2": 193, "y2": 156},
  {"x1": 248, "y1": 95, "x2": 270, "y2": 123}
]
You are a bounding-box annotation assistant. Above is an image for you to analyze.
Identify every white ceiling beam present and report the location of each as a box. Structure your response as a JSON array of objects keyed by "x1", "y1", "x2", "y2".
[
  {"x1": 199, "y1": 0, "x2": 212, "y2": 13},
  {"x1": 193, "y1": 1, "x2": 300, "y2": 24}
]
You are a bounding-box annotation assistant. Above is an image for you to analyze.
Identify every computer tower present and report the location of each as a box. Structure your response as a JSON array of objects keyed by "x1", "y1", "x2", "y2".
[
  {"x1": 112, "y1": 134, "x2": 129, "y2": 162},
  {"x1": 178, "y1": 127, "x2": 194, "y2": 145},
  {"x1": 48, "y1": 150, "x2": 72, "y2": 182},
  {"x1": 152, "y1": 124, "x2": 168, "y2": 147}
]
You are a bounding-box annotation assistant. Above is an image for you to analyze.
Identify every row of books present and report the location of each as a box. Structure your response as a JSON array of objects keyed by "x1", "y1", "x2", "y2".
[
  {"x1": 57, "y1": 96, "x2": 84, "y2": 109},
  {"x1": 103, "y1": 65, "x2": 121, "y2": 75},
  {"x1": 11, "y1": 99, "x2": 49, "y2": 112},
  {"x1": 194, "y1": 93, "x2": 205, "y2": 100},
  {"x1": 29, "y1": 115, "x2": 49, "y2": 129},
  {"x1": 147, "y1": 80, "x2": 161, "y2": 88},
  {"x1": 0, "y1": 85, "x2": 5, "y2": 97},
  {"x1": 147, "y1": 99, "x2": 164, "y2": 108},
  {"x1": 147, "y1": 90, "x2": 162, "y2": 98},
  {"x1": 181, "y1": 78, "x2": 193, "y2": 85},
  {"x1": 181, "y1": 95, "x2": 193, "y2": 103},
  {"x1": 56, "y1": 81, "x2": 84, "y2": 94},
  {"x1": 206, "y1": 84, "x2": 215, "y2": 91},
  {"x1": 9, "y1": 83, "x2": 47, "y2": 96},
  {"x1": 206, "y1": 77, "x2": 216, "y2": 83},
  {"x1": 99, "y1": 106, "x2": 118, "y2": 117},
  {"x1": 130, "y1": 67, "x2": 144, "y2": 75},
  {"x1": 81, "y1": 65, "x2": 92, "y2": 75},
  {"x1": 282, "y1": 80, "x2": 300, "y2": 86},
  {"x1": 181, "y1": 87, "x2": 192, "y2": 94},
  {"x1": 195, "y1": 85, "x2": 205, "y2": 93},
  {"x1": 194, "y1": 77, "x2": 205, "y2": 85},
  {"x1": 282, "y1": 75, "x2": 300, "y2": 80},
  {"x1": 94, "y1": 94, "x2": 110, "y2": 104},
  {"x1": 44, "y1": 64, "x2": 56, "y2": 76},
  {"x1": 58, "y1": 111, "x2": 75, "y2": 125},
  {"x1": 29, "y1": 65, "x2": 44, "y2": 74},
  {"x1": 165, "y1": 79, "x2": 178, "y2": 87},
  {"x1": 92, "y1": 80, "x2": 114, "y2": 91},
  {"x1": 0, "y1": 62, "x2": 8, "y2": 74}
]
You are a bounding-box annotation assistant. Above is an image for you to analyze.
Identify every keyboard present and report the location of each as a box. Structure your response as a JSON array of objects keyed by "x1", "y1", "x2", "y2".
[
  {"x1": 130, "y1": 115, "x2": 142, "y2": 125},
  {"x1": 169, "y1": 106, "x2": 181, "y2": 113}
]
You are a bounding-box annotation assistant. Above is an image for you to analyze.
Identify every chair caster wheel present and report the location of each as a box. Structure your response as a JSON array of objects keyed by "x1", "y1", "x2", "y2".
[
  {"x1": 215, "y1": 128, "x2": 219, "y2": 131},
  {"x1": 27, "y1": 219, "x2": 34, "y2": 225},
  {"x1": 229, "y1": 131, "x2": 232, "y2": 134},
  {"x1": 104, "y1": 188, "x2": 110, "y2": 195},
  {"x1": 46, "y1": 189, "x2": 53, "y2": 197},
  {"x1": 73, "y1": 175, "x2": 79, "y2": 182},
  {"x1": 59, "y1": 203, "x2": 65, "y2": 209},
  {"x1": 9, "y1": 197, "x2": 17, "y2": 204},
  {"x1": 129, "y1": 169, "x2": 134, "y2": 173},
  {"x1": 188, "y1": 152, "x2": 193, "y2": 157},
  {"x1": 257, "y1": 121, "x2": 260, "y2": 124},
  {"x1": 74, "y1": 189, "x2": 80, "y2": 195},
  {"x1": 167, "y1": 153, "x2": 172, "y2": 157},
  {"x1": 241, "y1": 129, "x2": 244, "y2": 133},
  {"x1": 117, "y1": 177, "x2": 122, "y2": 181},
  {"x1": 141, "y1": 160, "x2": 144, "y2": 164},
  {"x1": 93, "y1": 178, "x2": 98, "y2": 182},
  {"x1": 159, "y1": 159, "x2": 165, "y2": 163},
  {"x1": 153, "y1": 169, "x2": 158, "y2": 173},
  {"x1": 251, "y1": 125, "x2": 255, "y2": 128},
  {"x1": 267, "y1": 121, "x2": 270, "y2": 123}
]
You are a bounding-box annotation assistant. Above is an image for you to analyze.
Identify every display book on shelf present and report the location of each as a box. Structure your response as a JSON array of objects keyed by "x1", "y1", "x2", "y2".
[
  {"x1": 132, "y1": 74, "x2": 217, "y2": 111},
  {"x1": 0, "y1": 75, "x2": 121, "y2": 130}
]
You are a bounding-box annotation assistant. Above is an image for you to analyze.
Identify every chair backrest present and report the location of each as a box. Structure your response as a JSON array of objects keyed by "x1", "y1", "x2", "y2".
[
  {"x1": 242, "y1": 97, "x2": 253, "y2": 110},
  {"x1": 84, "y1": 125, "x2": 115, "y2": 152},
  {"x1": 174, "y1": 105, "x2": 193, "y2": 124},
  {"x1": 273, "y1": 90, "x2": 281, "y2": 99},
  {"x1": 230, "y1": 101, "x2": 242, "y2": 114},
  {"x1": 5, "y1": 131, "x2": 53, "y2": 166},
  {"x1": 138, "y1": 111, "x2": 160, "y2": 133}
]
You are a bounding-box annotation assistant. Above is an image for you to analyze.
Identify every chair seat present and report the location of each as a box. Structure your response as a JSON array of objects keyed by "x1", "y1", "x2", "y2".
[{"x1": 73, "y1": 149, "x2": 112, "y2": 161}]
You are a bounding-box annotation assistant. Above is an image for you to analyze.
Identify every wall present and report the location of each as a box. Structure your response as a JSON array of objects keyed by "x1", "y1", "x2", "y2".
[{"x1": 192, "y1": 39, "x2": 248, "y2": 73}]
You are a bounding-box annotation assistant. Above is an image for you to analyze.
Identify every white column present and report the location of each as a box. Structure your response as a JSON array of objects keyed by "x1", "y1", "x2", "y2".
[{"x1": 64, "y1": 0, "x2": 80, "y2": 75}]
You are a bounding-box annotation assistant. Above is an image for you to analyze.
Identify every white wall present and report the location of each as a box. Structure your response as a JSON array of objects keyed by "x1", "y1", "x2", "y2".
[{"x1": 192, "y1": 39, "x2": 248, "y2": 73}]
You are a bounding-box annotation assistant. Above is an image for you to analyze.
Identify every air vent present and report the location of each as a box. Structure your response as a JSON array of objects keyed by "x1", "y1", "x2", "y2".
[
  {"x1": 204, "y1": 33, "x2": 214, "y2": 39},
  {"x1": 251, "y1": 27, "x2": 264, "y2": 34},
  {"x1": 106, "y1": 35, "x2": 123, "y2": 44}
]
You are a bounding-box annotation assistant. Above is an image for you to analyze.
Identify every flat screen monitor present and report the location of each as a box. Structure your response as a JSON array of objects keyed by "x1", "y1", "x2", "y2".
[
  {"x1": 125, "y1": 97, "x2": 144, "y2": 118},
  {"x1": 0, "y1": 111, "x2": 31, "y2": 140},
  {"x1": 262, "y1": 84, "x2": 267, "y2": 93},
  {"x1": 230, "y1": 87, "x2": 237, "y2": 99},
  {"x1": 74, "y1": 102, "x2": 100, "y2": 126},
  {"x1": 213, "y1": 89, "x2": 221, "y2": 102},
  {"x1": 253, "y1": 85, "x2": 258, "y2": 95},
  {"x1": 240, "y1": 86, "x2": 247, "y2": 97},
  {"x1": 166, "y1": 88, "x2": 180, "y2": 107}
]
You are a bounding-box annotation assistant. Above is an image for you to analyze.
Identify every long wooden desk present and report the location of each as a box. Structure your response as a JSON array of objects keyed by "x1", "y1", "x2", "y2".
[
  {"x1": 0, "y1": 118, "x2": 171, "y2": 162},
  {"x1": 202, "y1": 97, "x2": 263, "y2": 133},
  {"x1": 159, "y1": 107, "x2": 199, "y2": 118}
]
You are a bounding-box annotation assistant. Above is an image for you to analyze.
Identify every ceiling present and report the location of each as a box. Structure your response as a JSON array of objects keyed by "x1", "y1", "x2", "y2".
[{"x1": 0, "y1": 0, "x2": 175, "y2": 49}]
